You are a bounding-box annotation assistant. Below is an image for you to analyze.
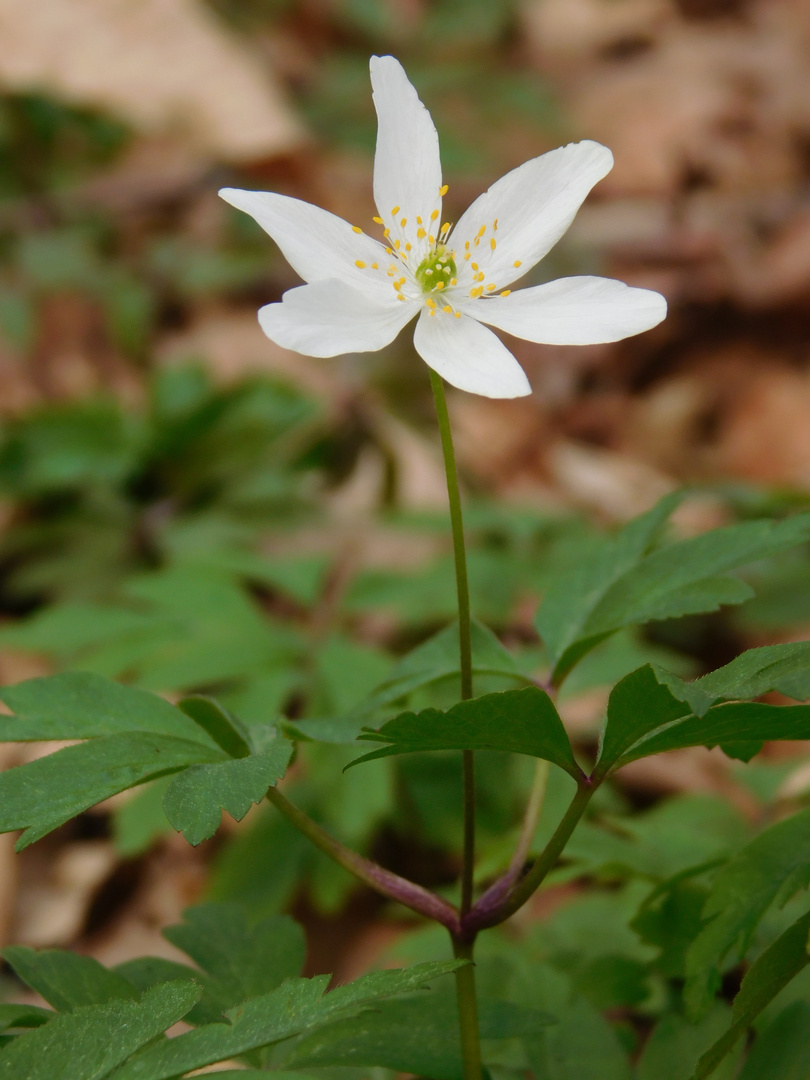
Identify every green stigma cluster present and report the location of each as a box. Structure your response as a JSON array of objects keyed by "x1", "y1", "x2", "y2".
[{"x1": 414, "y1": 245, "x2": 457, "y2": 293}]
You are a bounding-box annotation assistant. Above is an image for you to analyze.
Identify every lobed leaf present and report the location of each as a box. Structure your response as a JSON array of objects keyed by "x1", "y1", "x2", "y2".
[
  {"x1": 2, "y1": 947, "x2": 138, "y2": 1012},
  {"x1": 107, "y1": 961, "x2": 464, "y2": 1080},
  {"x1": 162, "y1": 740, "x2": 292, "y2": 845},
  {"x1": 347, "y1": 686, "x2": 582, "y2": 779},
  {"x1": 0, "y1": 731, "x2": 224, "y2": 850},
  {"x1": 684, "y1": 808, "x2": 810, "y2": 1019},
  {"x1": 0, "y1": 981, "x2": 201, "y2": 1080},
  {"x1": 536, "y1": 494, "x2": 810, "y2": 686},
  {"x1": 692, "y1": 911, "x2": 810, "y2": 1079}
]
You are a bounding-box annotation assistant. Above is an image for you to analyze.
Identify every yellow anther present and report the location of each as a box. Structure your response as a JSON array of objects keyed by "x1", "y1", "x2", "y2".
[
  {"x1": 486, "y1": 283, "x2": 497, "y2": 291},
  {"x1": 397, "y1": 294, "x2": 406, "y2": 301},
  {"x1": 443, "y1": 305, "x2": 452, "y2": 313},
  {"x1": 400, "y1": 217, "x2": 407, "y2": 227},
  {"x1": 490, "y1": 238, "x2": 497, "y2": 250},
  {"x1": 394, "y1": 239, "x2": 401, "y2": 249},
  {"x1": 426, "y1": 297, "x2": 437, "y2": 308},
  {"x1": 500, "y1": 290, "x2": 511, "y2": 297},
  {"x1": 391, "y1": 205, "x2": 400, "y2": 215},
  {"x1": 450, "y1": 278, "x2": 457, "y2": 285},
  {"x1": 471, "y1": 262, "x2": 479, "y2": 271},
  {"x1": 454, "y1": 311, "x2": 461, "y2": 318},
  {"x1": 464, "y1": 252, "x2": 471, "y2": 260},
  {"x1": 513, "y1": 260, "x2": 522, "y2": 268},
  {"x1": 385, "y1": 247, "x2": 393, "y2": 255},
  {"x1": 405, "y1": 242, "x2": 412, "y2": 251},
  {"x1": 477, "y1": 225, "x2": 486, "y2": 237},
  {"x1": 470, "y1": 285, "x2": 484, "y2": 298},
  {"x1": 416, "y1": 216, "x2": 423, "y2": 224},
  {"x1": 474, "y1": 238, "x2": 480, "y2": 247},
  {"x1": 493, "y1": 218, "x2": 498, "y2": 230},
  {"x1": 441, "y1": 222, "x2": 451, "y2": 234},
  {"x1": 439, "y1": 184, "x2": 449, "y2": 196},
  {"x1": 435, "y1": 281, "x2": 445, "y2": 290},
  {"x1": 429, "y1": 235, "x2": 436, "y2": 245},
  {"x1": 417, "y1": 228, "x2": 427, "y2": 239},
  {"x1": 464, "y1": 240, "x2": 470, "y2": 249},
  {"x1": 373, "y1": 216, "x2": 384, "y2": 224},
  {"x1": 430, "y1": 209, "x2": 439, "y2": 221},
  {"x1": 383, "y1": 228, "x2": 390, "y2": 238},
  {"x1": 352, "y1": 226, "x2": 362, "y2": 234},
  {"x1": 371, "y1": 262, "x2": 379, "y2": 269},
  {"x1": 476, "y1": 272, "x2": 485, "y2": 282},
  {"x1": 355, "y1": 260, "x2": 366, "y2": 268}
]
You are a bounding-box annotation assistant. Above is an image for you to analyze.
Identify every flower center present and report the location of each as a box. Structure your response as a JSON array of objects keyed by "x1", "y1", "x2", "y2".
[{"x1": 414, "y1": 245, "x2": 457, "y2": 294}]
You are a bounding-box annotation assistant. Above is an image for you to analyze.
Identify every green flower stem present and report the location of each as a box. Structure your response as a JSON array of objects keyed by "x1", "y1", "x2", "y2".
[
  {"x1": 464, "y1": 779, "x2": 597, "y2": 935},
  {"x1": 265, "y1": 786, "x2": 460, "y2": 932},
  {"x1": 429, "y1": 368, "x2": 475, "y2": 918},
  {"x1": 452, "y1": 935, "x2": 483, "y2": 1080}
]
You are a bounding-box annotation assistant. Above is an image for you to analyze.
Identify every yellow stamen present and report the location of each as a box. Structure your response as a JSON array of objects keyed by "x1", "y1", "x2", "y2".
[
  {"x1": 435, "y1": 281, "x2": 445, "y2": 290},
  {"x1": 385, "y1": 247, "x2": 393, "y2": 255},
  {"x1": 400, "y1": 217, "x2": 407, "y2": 227},
  {"x1": 470, "y1": 285, "x2": 484, "y2": 298},
  {"x1": 426, "y1": 297, "x2": 437, "y2": 308},
  {"x1": 471, "y1": 262, "x2": 479, "y2": 271},
  {"x1": 417, "y1": 227, "x2": 427, "y2": 239},
  {"x1": 439, "y1": 184, "x2": 449, "y2": 196},
  {"x1": 464, "y1": 240, "x2": 470, "y2": 249},
  {"x1": 441, "y1": 223, "x2": 451, "y2": 234},
  {"x1": 490, "y1": 238, "x2": 497, "y2": 250},
  {"x1": 373, "y1": 216, "x2": 384, "y2": 225},
  {"x1": 430, "y1": 209, "x2": 439, "y2": 221},
  {"x1": 486, "y1": 283, "x2": 496, "y2": 291},
  {"x1": 416, "y1": 216, "x2": 423, "y2": 224},
  {"x1": 371, "y1": 262, "x2": 378, "y2": 269},
  {"x1": 352, "y1": 226, "x2": 362, "y2": 234},
  {"x1": 454, "y1": 311, "x2": 461, "y2": 318},
  {"x1": 405, "y1": 242, "x2": 412, "y2": 251},
  {"x1": 397, "y1": 294, "x2": 406, "y2": 301},
  {"x1": 464, "y1": 253, "x2": 471, "y2": 260},
  {"x1": 477, "y1": 226, "x2": 486, "y2": 237},
  {"x1": 383, "y1": 228, "x2": 390, "y2": 238},
  {"x1": 450, "y1": 278, "x2": 457, "y2": 285},
  {"x1": 429, "y1": 235, "x2": 436, "y2": 245},
  {"x1": 391, "y1": 205, "x2": 400, "y2": 215},
  {"x1": 394, "y1": 239, "x2": 401, "y2": 249},
  {"x1": 355, "y1": 260, "x2": 366, "y2": 268},
  {"x1": 443, "y1": 305, "x2": 452, "y2": 313},
  {"x1": 475, "y1": 272, "x2": 485, "y2": 282},
  {"x1": 500, "y1": 290, "x2": 511, "y2": 297},
  {"x1": 513, "y1": 260, "x2": 522, "y2": 268},
  {"x1": 493, "y1": 218, "x2": 498, "y2": 230}
]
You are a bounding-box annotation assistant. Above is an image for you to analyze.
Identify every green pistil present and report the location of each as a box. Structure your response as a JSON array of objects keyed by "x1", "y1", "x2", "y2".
[{"x1": 415, "y1": 245, "x2": 457, "y2": 294}]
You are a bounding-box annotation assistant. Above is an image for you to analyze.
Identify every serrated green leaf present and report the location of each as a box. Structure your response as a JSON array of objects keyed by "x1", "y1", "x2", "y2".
[
  {"x1": 737, "y1": 1002, "x2": 810, "y2": 1080},
  {"x1": 693, "y1": 911, "x2": 810, "y2": 1079},
  {"x1": 685, "y1": 808, "x2": 810, "y2": 1020},
  {"x1": 536, "y1": 496, "x2": 810, "y2": 685},
  {"x1": 347, "y1": 687, "x2": 582, "y2": 778},
  {"x1": 281, "y1": 989, "x2": 552, "y2": 1079},
  {"x1": 694, "y1": 642, "x2": 810, "y2": 704},
  {"x1": 162, "y1": 903, "x2": 305, "y2": 1013},
  {"x1": 0, "y1": 671, "x2": 217, "y2": 747},
  {"x1": 163, "y1": 740, "x2": 292, "y2": 845},
  {"x1": 107, "y1": 961, "x2": 463, "y2": 1080},
  {"x1": 2, "y1": 947, "x2": 138, "y2": 1011},
  {"x1": 0, "y1": 980, "x2": 201, "y2": 1080},
  {"x1": 0, "y1": 732, "x2": 223, "y2": 849},
  {"x1": 638, "y1": 1006, "x2": 739, "y2": 1080}
]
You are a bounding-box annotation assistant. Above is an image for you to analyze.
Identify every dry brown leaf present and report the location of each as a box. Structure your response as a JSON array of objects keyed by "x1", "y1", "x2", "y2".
[{"x1": 0, "y1": 0, "x2": 304, "y2": 161}]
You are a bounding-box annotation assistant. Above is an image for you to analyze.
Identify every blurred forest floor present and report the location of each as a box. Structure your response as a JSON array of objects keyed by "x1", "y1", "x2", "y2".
[{"x1": 2, "y1": 0, "x2": 810, "y2": 1006}]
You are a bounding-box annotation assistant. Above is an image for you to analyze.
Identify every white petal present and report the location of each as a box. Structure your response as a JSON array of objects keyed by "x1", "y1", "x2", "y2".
[
  {"x1": 450, "y1": 141, "x2": 613, "y2": 291},
  {"x1": 370, "y1": 56, "x2": 443, "y2": 250},
  {"x1": 467, "y1": 276, "x2": 667, "y2": 345},
  {"x1": 413, "y1": 309, "x2": 531, "y2": 399},
  {"x1": 219, "y1": 187, "x2": 390, "y2": 299},
  {"x1": 259, "y1": 280, "x2": 417, "y2": 358}
]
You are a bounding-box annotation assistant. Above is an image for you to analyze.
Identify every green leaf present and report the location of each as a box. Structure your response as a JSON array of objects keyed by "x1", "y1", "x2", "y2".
[
  {"x1": 0, "y1": 980, "x2": 201, "y2": 1080},
  {"x1": 177, "y1": 695, "x2": 252, "y2": 757},
  {"x1": 162, "y1": 903, "x2": 305, "y2": 1012},
  {"x1": 685, "y1": 808, "x2": 810, "y2": 1019},
  {"x1": 298, "y1": 618, "x2": 528, "y2": 742},
  {"x1": 347, "y1": 686, "x2": 582, "y2": 778},
  {"x1": 694, "y1": 641, "x2": 810, "y2": 704},
  {"x1": 162, "y1": 739, "x2": 292, "y2": 845},
  {"x1": 595, "y1": 664, "x2": 691, "y2": 778},
  {"x1": 0, "y1": 731, "x2": 224, "y2": 849},
  {"x1": 536, "y1": 496, "x2": 810, "y2": 685},
  {"x1": 0, "y1": 1003, "x2": 52, "y2": 1033},
  {"x1": 281, "y1": 990, "x2": 552, "y2": 1079},
  {"x1": 107, "y1": 961, "x2": 463, "y2": 1080},
  {"x1": 692, "y1": 911, "x2": 810, "y2": 1079},
  {"x1": 738, "y1": 1002, "x2": 810, "y2": 1080},
  {"x1": 2, "y1": 947, "x2": 138, "y2": 1011},
  {"x1": 0, "y1": 671, "x2": 218, "y2": 747}
]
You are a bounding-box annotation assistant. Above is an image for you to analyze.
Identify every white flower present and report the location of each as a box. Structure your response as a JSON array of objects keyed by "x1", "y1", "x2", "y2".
[{"x1": 219, "y1": 55, "x2": 666, "y2": 399}]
